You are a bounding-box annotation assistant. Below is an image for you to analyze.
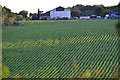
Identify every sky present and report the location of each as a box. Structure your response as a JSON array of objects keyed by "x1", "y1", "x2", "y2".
[{"x1": 1, "y1": 0, "x2": 120, "y2": 13}]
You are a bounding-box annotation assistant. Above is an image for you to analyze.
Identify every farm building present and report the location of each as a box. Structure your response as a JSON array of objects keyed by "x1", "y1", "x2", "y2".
[{"x1": 40, "y1": 6, "x2": 71, "y2": 20}]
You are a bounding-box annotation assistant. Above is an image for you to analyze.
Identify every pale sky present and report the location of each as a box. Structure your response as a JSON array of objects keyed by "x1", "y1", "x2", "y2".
[{"x1": 0, "y1": 0, "x2": 119, "y2": 13}]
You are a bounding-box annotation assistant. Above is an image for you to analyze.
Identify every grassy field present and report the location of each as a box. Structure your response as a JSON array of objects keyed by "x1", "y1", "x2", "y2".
[{"x1": 2, "y1": 20, "x2": 119, "y2": 78}]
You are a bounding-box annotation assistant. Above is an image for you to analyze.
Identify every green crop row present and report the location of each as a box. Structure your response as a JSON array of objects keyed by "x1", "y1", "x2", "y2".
[{"x1": 2, "y1": 20, "x2": 119, "y2": 78}]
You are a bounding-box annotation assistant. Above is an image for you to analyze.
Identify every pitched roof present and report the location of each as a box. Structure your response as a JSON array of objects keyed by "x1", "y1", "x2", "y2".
[
  {"x1": 40, "y1": 11, "x2": 50, "y2": 16},
  {"x1": 40, "y1": 6, "x2": 69, "y2": 16},
  {"x1": 51, "y1": 6, "x2": 69, "y2": 11}
]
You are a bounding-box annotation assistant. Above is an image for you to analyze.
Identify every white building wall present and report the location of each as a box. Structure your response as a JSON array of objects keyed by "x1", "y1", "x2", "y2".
[{"x1": 50, "y1": 9, "x2": 71, "y2": 19}]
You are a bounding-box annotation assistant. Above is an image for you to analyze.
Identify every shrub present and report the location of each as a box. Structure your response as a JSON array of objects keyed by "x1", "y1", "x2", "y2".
[
  {"x1": 14, "y1": 21, "x2": 19, "y2": 26},
  {"x1": 62, "y1": 17, "x2": 69, "y2": 20},
  {"x1": 55, "y1": 18, "x2": 61, "y2": 20},
  {"x1": 16, "y1": 15, "x2": 23, "y2": 21},
  {"x1": 8, "y1": 17, "x2": 16, "y2": 25},
  {"x1": 3, "y1": 16, "x2": 20, "y2": 26}
]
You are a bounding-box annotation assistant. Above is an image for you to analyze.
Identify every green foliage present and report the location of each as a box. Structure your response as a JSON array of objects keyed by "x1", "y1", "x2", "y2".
[
  {"x1": 16, "y1": 15, "x2": 23, "y2": 21},
  {"x1": 19, "y1": 10, "x2": 28, "y2": 18},
  {"x1": 1, "y1": 6, "x2": 15, "y2": 26},
  {"x1": 29, "y1": 13, "x2": 33, "y2": 17},
  {"x1": 2, "y1": 6, "x2": 11, "y2": 16},
  {"x1": 8, "y1": 17, "x2": 16, "y2": 24},
  {"x1": 3, "y1": 16, "x2": 16, "y2": 26},
  {"x1": 1, "y1": 6, "x2": 26, "y2": 26},
  {"x1": 38, "y1": 9, "x2": 40, "y2": 20},
  {"x1": 2, "y1": 20, "x2": 118, "y2": 78},
  {"x1": 2, "y1": 6, "x2": 13, "y2": 25},
  {"x1": 2, "y1": 65, "x2": 10, "y2": 78},
  {"x1": 71, "y1": 10, "x2": 81, "y2": 17},
  {"x1": 62, "y1": 17, "x2": 68, "y2": 20},
  {"x1": 67, "y1": 7, "x2": 71, "y2": 10},
  {"x1": 31, "y1": 13, "x2": 38, "y2": 20},
  {"x1": 118, "y1": 2, "x2": 120, "y2": 12},
  {"x1": 13, "y1": 74, "x2": 20, "y2": 78},
  {"x1": 30, "y1": 9, "x2": 43, "y2": 20},
  {"x1": 0, "y1": 5, "x2": 1, "y2": 11},
  {"x1": 69, "y1": 4, "x2": 118, "y2": 17}
]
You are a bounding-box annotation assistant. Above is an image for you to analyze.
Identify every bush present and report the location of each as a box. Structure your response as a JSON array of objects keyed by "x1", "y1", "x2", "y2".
[
  {"x1": 52, "y1": 17, "x2": 69, "y2": 20},
  {"x1": 3, "y1": 16, "x2": 21, "y2": 26},
  {"x1": 62, "y1": 17, "x2": 69, "y2": 20},
  {"x1": 16, "y1": 15, "x2": 23, "y2": 21},
  {"x1": 55, "y1": 18, "x2": 61, "y2": 20},
  {"x1": 8, "y1": 17, "x2": 16, "y2": 25},
  {"x1": 14, "y1": 21, "x2": 19, "y2": 26}
]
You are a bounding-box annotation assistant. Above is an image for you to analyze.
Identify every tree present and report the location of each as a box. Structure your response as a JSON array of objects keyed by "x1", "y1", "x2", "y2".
[
  {"x1": 16, "y1": 15, "x2": 23, "y2": 21},
  {"x1": 2, "y1": 6, "x2": 11, "y2": 16},
  {"x1": 69, "y1": 4, "x2": 118, "y2": 17},
  {"x1": 93, "y1": 5, "x2": 105, "y2": 16},
  {"x1": 29, "y1": 9, "x2": 43, "y2": 20},
  {"x1": 2, "y1": 6, "x2": 16, "y2": 25},
  {"x1": 38, "y1": 8, "x2": 40, "y2": 20},
  {"x1": 29, "y1": 13, "x2": 33, "y2": 17},
  {"x1": 67, "y1": 7, "x2": 71, "y2": 10},
  {"x1": 19, "y1": 10, "x2": 28, "y2": 18},
  {"x1": 32, "y1": 13, "x2": 38, "y2": 20},
  {"x1": 8, "y1": 17, "x2": 16, "y2": 25},
  {"x1": 118, "y1": 2, "x2": 120, "y2": 12},
  {"x1": 2, "y1": 6, "x2": 23, "y2": 26},
  {"x1": 71, "y1": 10, "x2": 81, "y2": 17},
  {"x1": 38, "y1": 9, "x2": 43, "y2": 20}
]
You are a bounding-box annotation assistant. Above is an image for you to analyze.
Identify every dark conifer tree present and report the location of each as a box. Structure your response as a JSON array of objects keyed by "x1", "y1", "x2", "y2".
[{"x1": 38, "y1": 8, "x2": 40, "y2": 20}]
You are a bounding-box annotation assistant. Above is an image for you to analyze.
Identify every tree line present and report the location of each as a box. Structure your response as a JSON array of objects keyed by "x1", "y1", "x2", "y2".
[
  {"x1": 0, "y1": 3, "x2": 119, "y2": 26},
  {"x1": 68, "y1": 4, "x2": 119, "y2": 17},
  {"x1": 1, "y1": 5, "x2": 29, "y2": 26}
]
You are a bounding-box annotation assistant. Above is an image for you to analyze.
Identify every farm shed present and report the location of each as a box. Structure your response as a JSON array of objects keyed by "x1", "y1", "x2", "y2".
[{"x1": 40, "y1": 6, "x2": 71, "y2": 20}]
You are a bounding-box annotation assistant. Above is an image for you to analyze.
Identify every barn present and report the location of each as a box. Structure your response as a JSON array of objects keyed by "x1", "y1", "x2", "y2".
[{"x1": 40, "y1": 6, "x2": 71, "y2": 20}]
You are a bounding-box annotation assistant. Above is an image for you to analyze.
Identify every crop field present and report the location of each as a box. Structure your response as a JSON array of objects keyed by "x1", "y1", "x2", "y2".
[{"x1": 2, "y1": 20, "x2": 119, "y2": 78}]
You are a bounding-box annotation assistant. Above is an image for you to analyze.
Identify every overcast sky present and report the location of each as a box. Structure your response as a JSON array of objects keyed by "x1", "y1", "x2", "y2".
[{"x1": 1, "y1": 0, "x2": 119, "y2": 13}]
